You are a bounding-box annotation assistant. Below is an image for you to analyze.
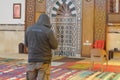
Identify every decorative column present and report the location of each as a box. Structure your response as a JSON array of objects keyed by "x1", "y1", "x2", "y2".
[
  {"x1": 25, "y1": 0, "x2": 36, "y2": 30},
  {"x1": 94, "y1": 0, "x2": 107, "y2": 41},
  {"x1": 35, "y1": 0, "x2": 46, "y2": 21}
]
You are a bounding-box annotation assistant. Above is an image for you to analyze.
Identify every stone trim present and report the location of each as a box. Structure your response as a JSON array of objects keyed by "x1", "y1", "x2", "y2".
[{"x1": 0, "y1": 24, "x2": 24, "y2": 31}]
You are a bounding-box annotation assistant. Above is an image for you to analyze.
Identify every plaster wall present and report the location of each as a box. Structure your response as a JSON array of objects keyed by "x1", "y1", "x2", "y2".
[
  {"x1": 0, "y1": 0, "x2": 25, "y2": 24},
  {"x1": 0, "y1": 25, "x2": 24, "y2": 53}
]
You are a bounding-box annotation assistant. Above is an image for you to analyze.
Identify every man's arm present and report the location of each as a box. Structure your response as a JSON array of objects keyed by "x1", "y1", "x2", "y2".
[{"x1": 48, "y1": 30, "x2": 58, "y2": 49}]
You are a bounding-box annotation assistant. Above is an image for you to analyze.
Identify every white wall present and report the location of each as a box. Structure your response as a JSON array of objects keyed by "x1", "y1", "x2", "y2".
[
  {"x1": 0, "y1": 0, "x2": 25, "y2": 53},
  {"x1": 107, "y1": 33, "x2": 120, "y2": 50},
  {"x1": 0, "y1": 30, "x2": 24, "y2": 53},
  {"x1": 0, "y1": 0, "x2": 25, "y2": 24},
  {"x1": 0, "y1": 24, "x2": 25, "y2": 53}
]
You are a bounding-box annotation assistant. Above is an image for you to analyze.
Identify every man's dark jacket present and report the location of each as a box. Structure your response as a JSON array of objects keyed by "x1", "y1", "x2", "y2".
[{"x1": 25, "y1": 14, "x2": 58, "y2": 63}]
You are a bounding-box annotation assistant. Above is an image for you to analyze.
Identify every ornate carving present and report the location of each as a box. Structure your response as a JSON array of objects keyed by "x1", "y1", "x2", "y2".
[
  {"x1": 36, "y1": 0, "x2": 46, "y2": 12},
  {"x1": 46, "y1": 0, "x2": 82, "y2": 58},
  {"x1": 25, "y1": 0, "x2": 35, "y2": 30},
  {"x1": 94, "y1": 0, "x2": 107, "y2": 41}
]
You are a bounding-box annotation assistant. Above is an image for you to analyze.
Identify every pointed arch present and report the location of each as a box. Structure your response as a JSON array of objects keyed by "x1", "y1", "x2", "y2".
[
  {"x1": 46, "y1": 0, "x2": 82, "y2": 58},
  {"x1": 51, "y1": 0, "x2": 77, "y2": 17}
]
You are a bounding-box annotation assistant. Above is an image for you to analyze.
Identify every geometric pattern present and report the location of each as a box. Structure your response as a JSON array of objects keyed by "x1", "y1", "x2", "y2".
[
  {"x1": 25, "y1": 0, "x2": 35, "y2": 30},
  {"x1": 51, "y1": 0, "x2": 76, "y2": 17},
  {"x1": 94, "y1": 0, "x2": 107, "y2": 41},
  {"x1": 36, "y1": 0, "x2": 46, "y2": 12},
  {"x1": 46, "y1": 0, "x2": 82, "y2": 58}
]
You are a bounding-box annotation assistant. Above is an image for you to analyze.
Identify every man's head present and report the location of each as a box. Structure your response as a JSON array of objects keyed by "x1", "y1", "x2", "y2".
[{"x1": 36, "y1": 14, "x2": 51, "y2": 28}]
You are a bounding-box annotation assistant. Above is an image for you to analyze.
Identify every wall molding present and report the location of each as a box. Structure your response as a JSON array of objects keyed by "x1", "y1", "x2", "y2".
[
  {"x1": 0, "y1": 24, "x2": 24, "y2": 26},
  {"x1": 0, "y1": 24, "x2": 24, "y2": 31}
]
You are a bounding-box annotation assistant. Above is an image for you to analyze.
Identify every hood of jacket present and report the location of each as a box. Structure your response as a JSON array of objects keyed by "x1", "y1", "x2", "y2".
[{"x1": 36, "y1": 14, "x2": 51, "y2": 28}]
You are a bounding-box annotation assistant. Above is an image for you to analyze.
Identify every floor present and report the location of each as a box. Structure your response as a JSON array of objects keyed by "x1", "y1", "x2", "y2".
[
  {"x1": 0, "y1": 53, "x2": 28, "y2": 60},
  {"x1": 0, "y1": 53, "x2": 120, "y2": 79},
  {"x1": 0, "y1": 52, "x2": 120, "y2": 68},
  {"x1": 0, "y1": 52, "x2": 120, "y2": 63}
]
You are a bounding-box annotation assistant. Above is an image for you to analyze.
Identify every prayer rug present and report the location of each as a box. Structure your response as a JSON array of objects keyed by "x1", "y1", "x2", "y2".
[
  {"x1": 51, "y1": 61, "x2": 120, "y2": 72},
  {"x1": 0, "y1": 58, "x2": 26, "y2": 80},
  {"x1": 0, "y1": 64, "x2": 26, "y2": 80},
  {"x1": 50, "y1": 68, "x2": 120, "y2": 80},
  {"x1": 0, "y1": 57, "x2": 120, "y2": 80}
]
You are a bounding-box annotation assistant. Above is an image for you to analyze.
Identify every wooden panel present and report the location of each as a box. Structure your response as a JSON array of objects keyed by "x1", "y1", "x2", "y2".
[
  {"x1": 36, "y1": 0, "x2": 46, "y2": 12},
  {"x1": 94, "y1": 0, "x2": 107, "y2": 41},
  {"x1": 82, "y1": 0, "x2": 94, "y2": 57},
  {"x1": 25, "y1": 0, "x2": 36, "y2": 30},
  {"x1": 107, "y1": 0, "x2": 111, "y2": 13},
  {"x1": 35, "y1": 0, "x2": 46, "y2": 22},
  {"x1": 35, "y1": 12, "x2": 45, "y2": 22},
  {"x1": 108, "y1": 13, "x2": 120, "y2": 23}
]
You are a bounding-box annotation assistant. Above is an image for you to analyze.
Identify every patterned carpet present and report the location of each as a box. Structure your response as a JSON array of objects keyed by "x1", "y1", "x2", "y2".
[
  {"x1": 50, "y1": 56, "x2": 120, "y2": 80},
  {"x1": 0, "y1": 57, "x2": 120, "y2": 80},
  {"x1": 0, "y1": 58, "x2": 26, "y2": 80},
  {"x1": 0, "y1": 64, "x2": 26, "y2": 80},
  {"x1": 51, "y1": 56, "x2": 120, "y2": 72},
  {"x1": 50, "y1": 68, "x2": 120, "y2": 80}
]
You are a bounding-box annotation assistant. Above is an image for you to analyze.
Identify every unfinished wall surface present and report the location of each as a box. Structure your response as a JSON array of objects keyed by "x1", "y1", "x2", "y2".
[{"x1": 0, "y1": 25, "x2": 24, "y2": 53}]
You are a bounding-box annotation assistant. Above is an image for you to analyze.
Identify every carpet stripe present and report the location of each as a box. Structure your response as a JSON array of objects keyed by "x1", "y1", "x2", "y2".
[
  {"x1": 51, "y1": 68, "x2": 62, "y2": 73},
  {"x1": 85, "y1": 71, "x2": 101, "y2": 80},
  {"x1": 79, "y1": 70, "x2": 94, "y2": 78},
  {"x1": 101, "y1": 72, "x2": 115, "y2": 80},
  {"x1": 55, "y1": 70, "x2": 78, "y2": 80},
  {"x1": 50, "y1": 68, "x2": 74, "y2": 79},
  {"x1": 66, "y1": 71, "x2": 86, "y2": 80},
  {"x1": 96, "y1": 72, "x2": 107, "y2": 78},
  {"x1": 61, "y1": 71, "x2": 79, "y2": 80},
  {"x1": 113, "y1": 74, "x2": 120, "y2": 80},
  {"x1": 99, "y1": 72, "x2": 110, "y2": 79},
  {"x1": 67, "y1": 72, "x2": 82, "y2": 80}
]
